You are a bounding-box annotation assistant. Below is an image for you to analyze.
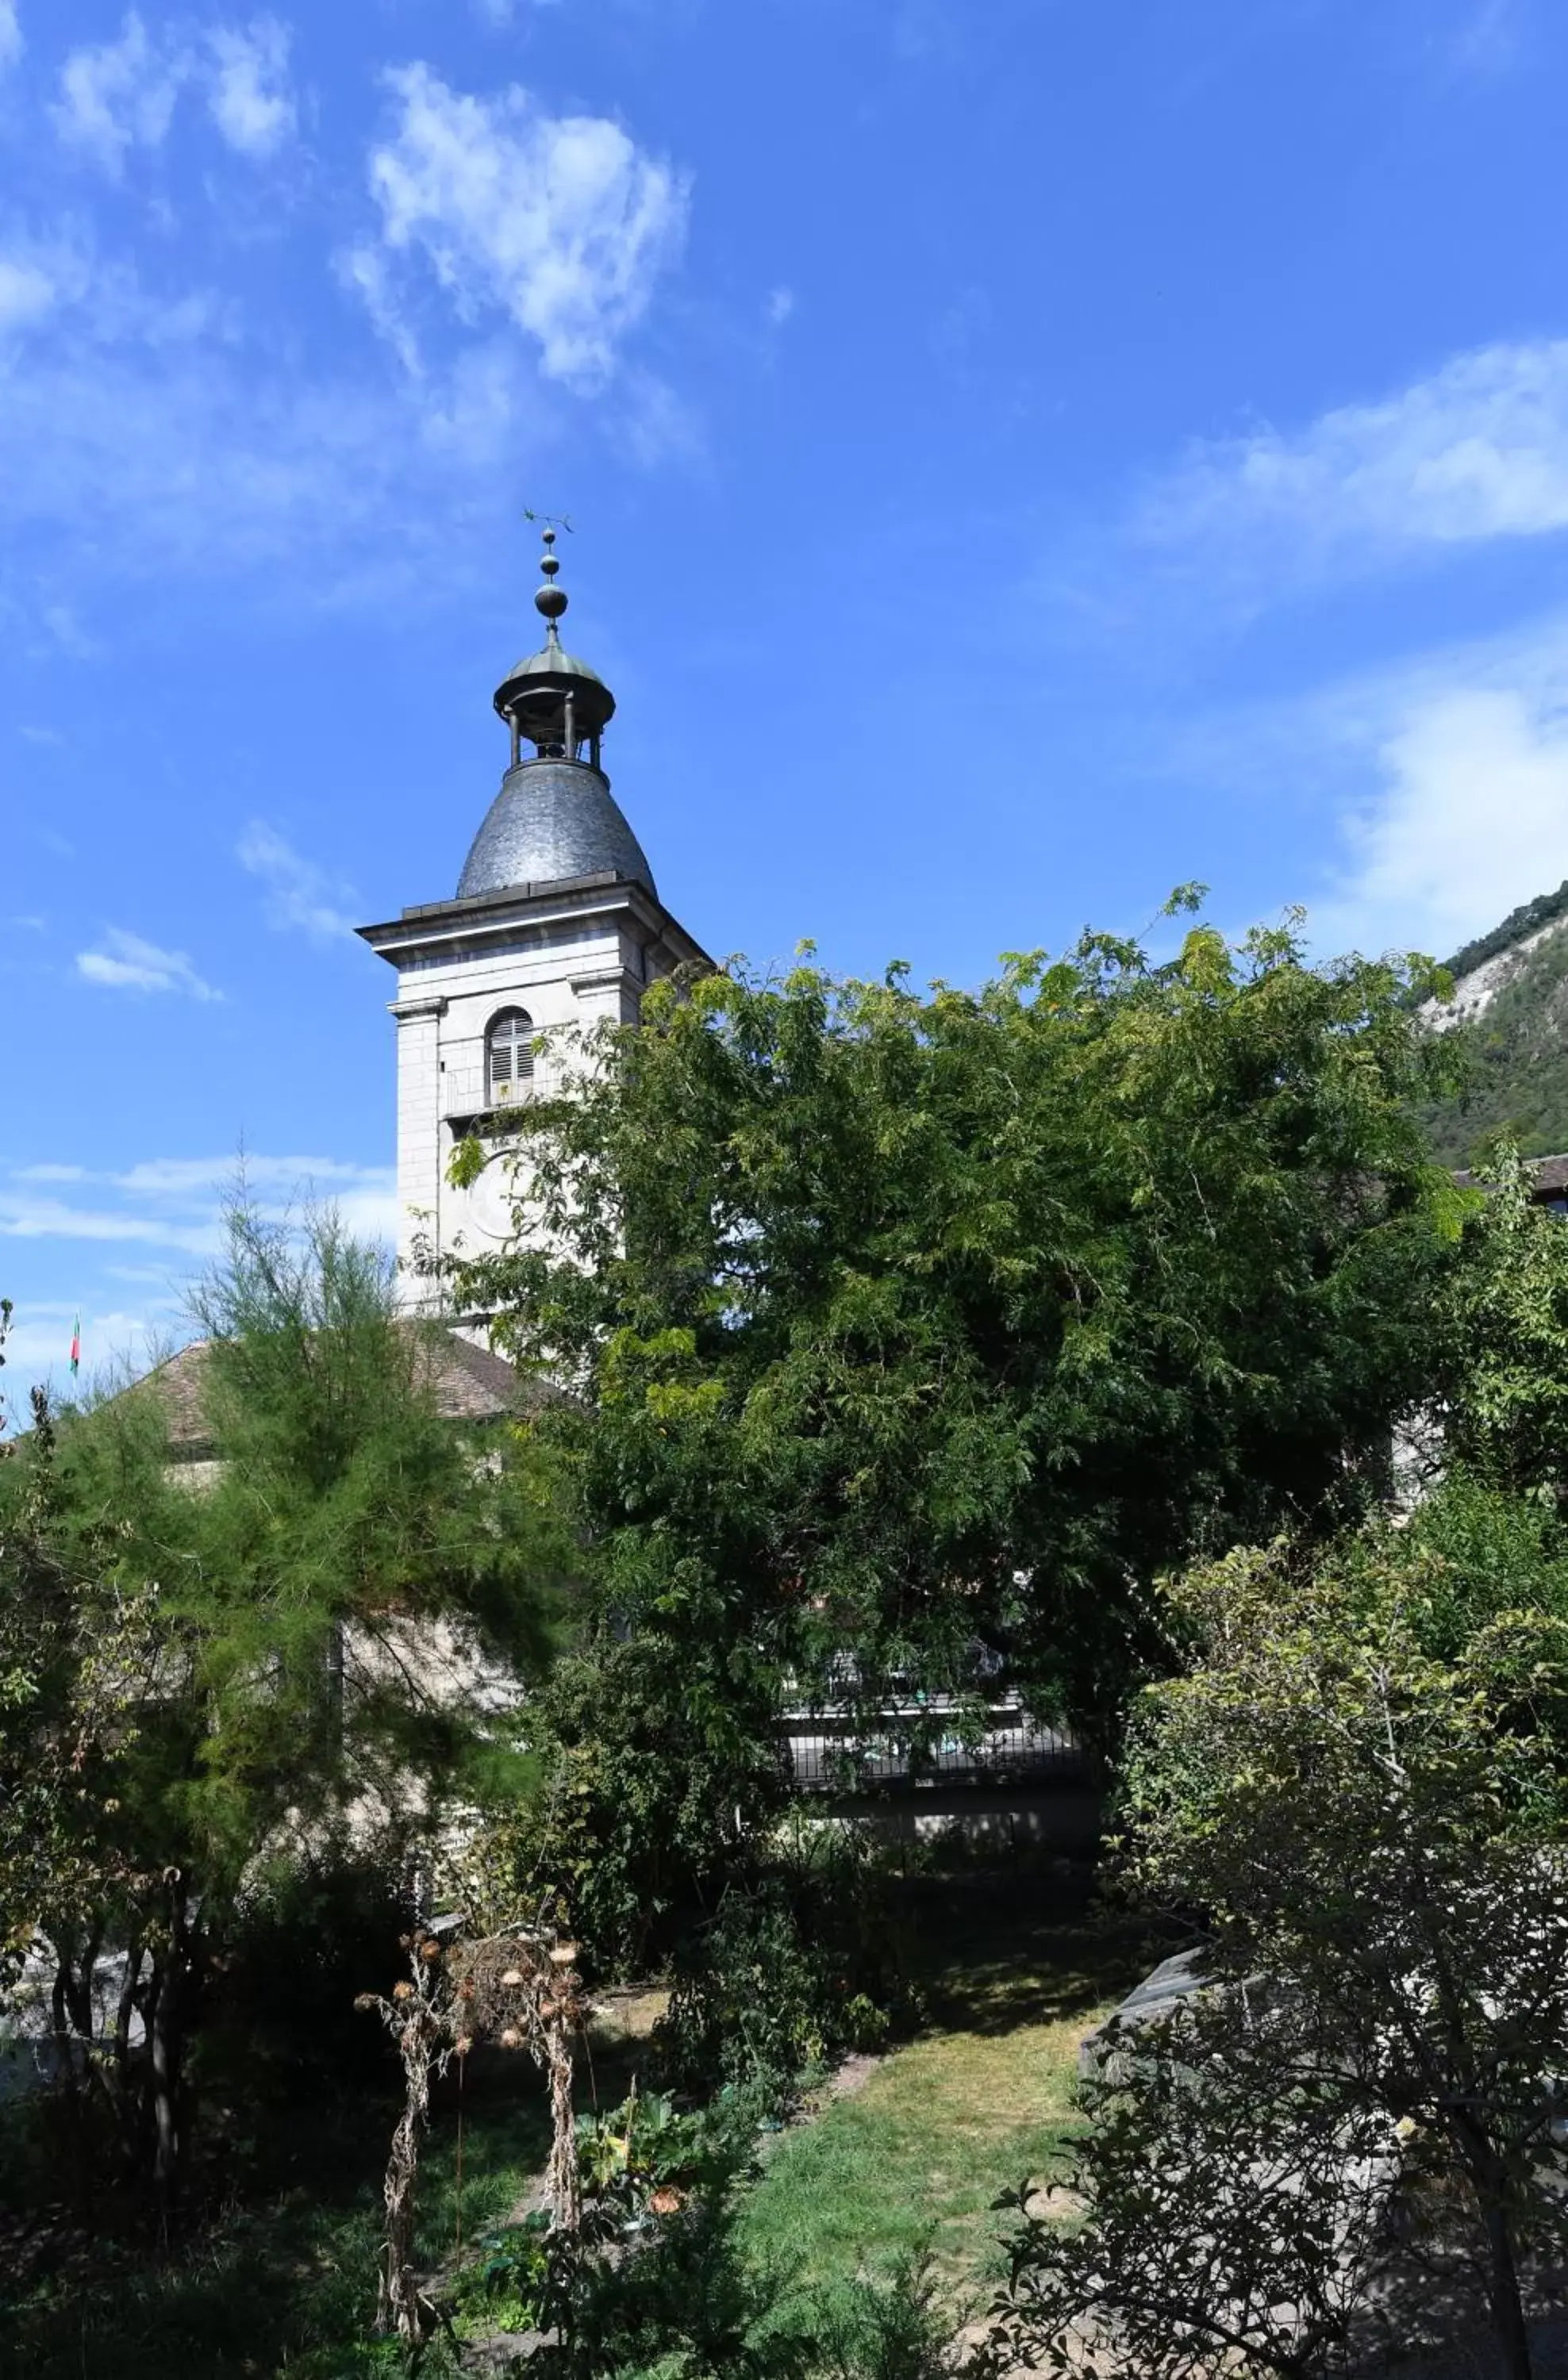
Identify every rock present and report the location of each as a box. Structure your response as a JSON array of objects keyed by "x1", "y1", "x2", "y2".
[{"x1": 1077, "y1": 1948, "x2": 1209, "y2": 2081}]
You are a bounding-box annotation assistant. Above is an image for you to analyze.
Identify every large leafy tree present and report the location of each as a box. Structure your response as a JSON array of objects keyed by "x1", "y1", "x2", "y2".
[
  {"x1": 1435, "y1": 1143, "x2": 1568, "y2": 1492},
  {"x1": 987, "y1": 1498, "x2": 1568, "y2": 2380},
  {"x1": 0, "y1": 1205, "x2": 569, "y2": 2209},
  {"x1": 453, "y1": 907, "x2": 1458, "y2": 1753}
]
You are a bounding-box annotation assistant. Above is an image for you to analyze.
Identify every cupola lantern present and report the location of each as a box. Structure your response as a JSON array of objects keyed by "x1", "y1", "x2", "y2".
[{"x1": 493, "y1": 528, "x2": 617, "y2": 773}]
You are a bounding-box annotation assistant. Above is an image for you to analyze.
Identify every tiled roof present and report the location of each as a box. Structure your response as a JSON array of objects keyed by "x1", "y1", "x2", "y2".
[
  {"x1": 1452, "y1": 1152, "x2": 1568, "y2": 1196},
  {"x1": 415, "y1": 1330, "x2": 533, "y2": 1422},
  {"x1": 135, "y1": 1325, "x2": 531, "y2": 1458}
]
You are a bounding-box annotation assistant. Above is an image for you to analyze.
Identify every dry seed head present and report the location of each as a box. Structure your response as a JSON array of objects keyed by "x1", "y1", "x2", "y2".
[
  {"x1": 499, "y1": 1968, "x2": 525, "y2": 1988},
  {"x1": 499, "y1": 2026, "x2": 522, "y2": 2049},
  {"x1": 393, "y1": 1981, "x2": 413, "y2": 2002},
  {"x1": 548, "y1": 1944, "x2": 577, "y2": 1967}
]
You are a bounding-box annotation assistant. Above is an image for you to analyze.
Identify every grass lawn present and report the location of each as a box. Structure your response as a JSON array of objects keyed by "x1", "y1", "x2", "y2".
[
  {"x1": 734, "y1": 1871, "x2": 1160, "y2": 2333},
  {"x1": 0, "y1": 1866, "x2": 1161, "y2": 2374}
]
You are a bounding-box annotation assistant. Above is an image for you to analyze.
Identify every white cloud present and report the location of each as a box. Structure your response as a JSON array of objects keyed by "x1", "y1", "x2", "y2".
[
  {"x1": 1317, "y1": 686, "x2": 1568, "y2": 960},
  {"x1": 0, "y1": 1152, "x2": 399, "y2": 1391},
  {"x1": 41, "y1": 601, "x2": 98, "y2": 656},
  {"x1": 0, "y1": 209, "x2": 537, "y2": 609},
  {"x1": 0, "y1": 2, "x2": 22, "y2": 71},
  {"x1": 1451, "y1": 0, "x2": 1518, "y2": 78},
  {"x1": 0, "y1": 1300, "x2": 180, "y2": 1409},
  {"x1": 1267, "y1": 618, "x2": 1568, "y2": 961},
  {"x1": 0, "y1": 1192, "x2": 221, "y2": 1253},
  {"x1": 1139, "y1": 340, "x2": 1568, "y2": 591},
  {"x1": 76, "y1": 927, "x2": 224, "y2": 1000},
  {"x1": 237, "y1": 823, "x2": 358, "y2": 942},
  {"x1": 53, "y1": 12, "x2": 299, "y2": 172},
  {"x1": 0, "y1": 257, "x2": 55, "y2": 332},
  {"x1": 473, "y1": 0, "x2": 565, "y2": 24},
  {"x1": 206, "y1": 16, "x2": 296, "y2": 159},
  {"x1": 113, "y1": 1154, "x2": 386, "y2": 1198},
  {"x1": 358, "y1": 62, "x2": 689, "y2": 388},
  {"x1": 53, "y1": 13, "x2": 189, "y2": 173},
  {"x1": 766, "y1": 284, "x2": 794, "y2": 328}
]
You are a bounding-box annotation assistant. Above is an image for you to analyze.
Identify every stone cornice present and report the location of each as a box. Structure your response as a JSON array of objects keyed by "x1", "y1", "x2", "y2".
[{"x1": 357, "y1": 871, "x2": 713, "y2": 978}]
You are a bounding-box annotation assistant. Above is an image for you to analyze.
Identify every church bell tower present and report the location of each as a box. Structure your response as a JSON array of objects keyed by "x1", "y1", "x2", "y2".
[{"x1": 358, "y1": 531, "x2": 711, "y2": 1302}]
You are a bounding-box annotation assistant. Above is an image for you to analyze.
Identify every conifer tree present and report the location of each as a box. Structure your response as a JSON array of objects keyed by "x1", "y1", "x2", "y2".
[{"x1": 0, "y1": 1203, "x2": 568, "y2": 2211}]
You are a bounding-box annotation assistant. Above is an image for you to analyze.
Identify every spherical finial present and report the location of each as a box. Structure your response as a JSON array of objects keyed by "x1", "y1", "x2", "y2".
[{"x1": 535, "y1": 525, "x2": 568, "y2": 624}]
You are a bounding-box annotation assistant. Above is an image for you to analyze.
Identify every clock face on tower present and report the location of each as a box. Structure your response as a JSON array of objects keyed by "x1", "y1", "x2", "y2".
[{"x1": 463, "y1": 1144, "x2": 526, "y2": 1250}]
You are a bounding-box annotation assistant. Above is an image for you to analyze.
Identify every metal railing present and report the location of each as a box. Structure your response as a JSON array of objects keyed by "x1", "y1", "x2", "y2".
[{"x1": 775, "y1": 1694, "x2": 1085, "y2": 1795}]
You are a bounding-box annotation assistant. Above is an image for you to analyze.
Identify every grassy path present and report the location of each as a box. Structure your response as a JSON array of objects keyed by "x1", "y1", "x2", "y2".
[
  {"x1": 736, "y1": 2011, "x2": 1093, "y2": 2310},
  {"x1": 733, "y1": 1880, "x2": 1155, "y2": 2332}
]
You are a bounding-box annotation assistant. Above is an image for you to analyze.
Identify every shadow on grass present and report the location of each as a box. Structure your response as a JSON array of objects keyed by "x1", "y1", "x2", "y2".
[
  {"x1": 903, "y1": 1865, "x2": 1178, "y2": 2040},
  {"x1": 0, "y1": 2036, "x2": 647, "y2": 2380}
]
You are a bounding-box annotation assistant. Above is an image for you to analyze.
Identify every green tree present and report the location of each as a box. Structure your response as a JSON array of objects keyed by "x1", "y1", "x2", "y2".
[
  {"x1": 1435, "y1": 1143, "x2": 1568, "y2": 1492},
  {"x1": 0, "y1": 1315, "x2": 151, "y2": 2010},
  {"x1": 0, "y1": 1203, "x2": 568, "y2": 2209},
  {"x1": 452, "y1": 909, "x2": 1458, "y2": 1772},
  {"x1": 988, "y1": 1500, "x2": 1568, "y2": 2380}
]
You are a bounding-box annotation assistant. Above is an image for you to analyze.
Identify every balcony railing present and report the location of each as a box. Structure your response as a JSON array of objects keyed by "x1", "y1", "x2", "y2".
[{"x1": 774, "y1": 1693, "x2": 1084, "y2": 1795}]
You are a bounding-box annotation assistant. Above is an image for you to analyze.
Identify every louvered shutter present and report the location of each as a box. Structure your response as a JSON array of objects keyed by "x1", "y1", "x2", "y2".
[{"x1": 487, "y1": 1010, "x2": 534, "y2": 1104}]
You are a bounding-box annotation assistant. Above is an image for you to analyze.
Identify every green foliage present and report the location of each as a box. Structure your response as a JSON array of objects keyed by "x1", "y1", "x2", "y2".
[
  {"x1": 452, "y1": 916, "x2": 1457, "y2": 1756},
  {"x1": 656, "y1": 1849, "x2": 909, "y2": 2110},
  {"x1": 988, "y1": 1491, "x2": 1568, "y2": 2378},
  {"x1": 449, "y1": 2212, "x2": 553, "y2": 2336},
  {"x1": 1443, "y1": 879, "x2": 1568, "y2": 985},
  {"x1": 0, "y1": 1201, "x2": 570, "y2": 2202},
  {"x1": 983, "y1": 1998, "x2": 1397, "y2": 2380},
  {"x1": 1418, "y1": 911, "x2": 1568, "y2": 1164},
  {"x1": 575, "y1": 2087, "x2": 747, "y2": 2200},
  {"x1": 1433, "y1": 1144, "x2": 1568, "y2": 1491},
  {"x1": 461, "y1": 1632, "x2": 786, "y2": 1974},
  {"x1": 810, "y1": 2250, "x2": 958, "y2": 2380},
  {"x1": 534, "y1": 2167, "x2": 822, "y2": 2380},
  {"x1": 0, "y1": 1371, "x2": 156, "y2": 2000}
]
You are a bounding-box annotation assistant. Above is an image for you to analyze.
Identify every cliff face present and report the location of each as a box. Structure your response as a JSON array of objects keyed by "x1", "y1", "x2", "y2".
[{"x1": 1417, "y1": 880, "x2": 1568, "y2": 1165}]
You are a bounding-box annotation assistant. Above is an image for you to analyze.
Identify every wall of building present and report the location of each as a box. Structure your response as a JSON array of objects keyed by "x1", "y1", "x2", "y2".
[{"x1": 390, "y1": 909, "x2": 654, "y2": 1294}]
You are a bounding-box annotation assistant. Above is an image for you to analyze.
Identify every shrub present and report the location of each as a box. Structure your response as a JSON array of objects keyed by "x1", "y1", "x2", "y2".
[{"x1": 655, "y1": 1837, "x2": 913, "y2": 2111}]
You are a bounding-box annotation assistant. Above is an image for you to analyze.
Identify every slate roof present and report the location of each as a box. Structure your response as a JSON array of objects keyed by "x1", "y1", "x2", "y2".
[
  {"x1": 138, "y1": 1326, "x2": 528, "y2": 1461},
  {"x1": 456, "y1": 758, "x2": 656, "y2": 903}
]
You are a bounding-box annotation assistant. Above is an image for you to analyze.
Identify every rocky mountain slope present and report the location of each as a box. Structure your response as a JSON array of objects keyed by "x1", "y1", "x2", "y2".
[{"x1": 1417, "y1": 881, "x2": 1568, "y2": 1165}]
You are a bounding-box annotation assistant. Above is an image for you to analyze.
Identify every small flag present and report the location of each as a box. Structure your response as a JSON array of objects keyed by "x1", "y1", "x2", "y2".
[{"x1": 69, "y1": 1312, "x2": 80, "y2": 1379}]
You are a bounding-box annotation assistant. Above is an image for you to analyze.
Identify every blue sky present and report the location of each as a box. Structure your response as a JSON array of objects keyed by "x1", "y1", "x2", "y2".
[{"x1": 5, "y1": 0, "x2": 1568, "y2": 1402}]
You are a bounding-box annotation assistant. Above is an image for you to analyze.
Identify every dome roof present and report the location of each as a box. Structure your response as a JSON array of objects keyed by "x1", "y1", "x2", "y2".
[
  {"x1": 457, "y1": 758, "x2": 657, "y2": 902},
  {"x1": 500, "y1": 639, "x2": 608, "y2": 693},
  {"x1": 493, "y1": 622, "x2": 617, "y2": 735}
]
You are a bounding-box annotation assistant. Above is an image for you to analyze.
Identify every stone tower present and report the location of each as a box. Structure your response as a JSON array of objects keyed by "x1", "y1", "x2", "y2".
[{"x1": 358, "y1": 531, "x2": 711, "y2": 1304}]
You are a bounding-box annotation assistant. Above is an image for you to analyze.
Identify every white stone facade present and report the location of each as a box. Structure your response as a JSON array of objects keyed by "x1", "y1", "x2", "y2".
[{"x1": 361, "y1": 870, "x2": 709, "y2": 1305}]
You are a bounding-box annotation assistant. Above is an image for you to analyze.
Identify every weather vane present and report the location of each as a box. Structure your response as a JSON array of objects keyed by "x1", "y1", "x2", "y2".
[{"x1": 523, "y1": 508, "x2": 574, "y2": 536}]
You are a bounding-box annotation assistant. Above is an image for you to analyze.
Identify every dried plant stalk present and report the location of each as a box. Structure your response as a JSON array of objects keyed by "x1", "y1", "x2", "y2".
[{"x1": 357, "y1": 1914, "x2": 586, "y2": 2345}]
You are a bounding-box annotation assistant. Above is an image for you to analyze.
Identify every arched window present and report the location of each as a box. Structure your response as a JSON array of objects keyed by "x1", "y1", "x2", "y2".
[{"x1": 486, "y1": 1008, "x2": 536, "y2": 1104}]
